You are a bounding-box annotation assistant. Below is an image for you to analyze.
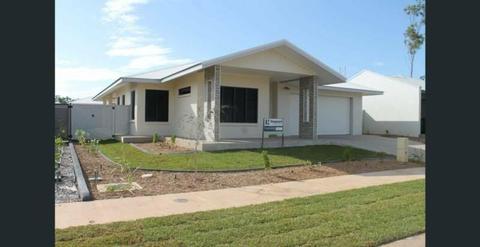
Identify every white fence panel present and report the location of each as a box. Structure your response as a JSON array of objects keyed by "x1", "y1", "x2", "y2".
[
  {"x1": 114, "y1": 105, "x2": 130, "y2": 136},
  {"x1": 71, "y1": 104, "x2": 130, "y2": 139}
]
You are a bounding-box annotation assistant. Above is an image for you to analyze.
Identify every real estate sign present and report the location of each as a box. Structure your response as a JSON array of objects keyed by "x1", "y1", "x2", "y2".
[{"x1": 263, "y1": 118, "x2": 284, "y2": 132}]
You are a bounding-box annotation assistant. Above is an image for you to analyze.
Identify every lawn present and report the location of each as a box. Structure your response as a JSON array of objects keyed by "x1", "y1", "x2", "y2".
[
  {"x1": 98, "y1": 140, "x2": 385, "y2": 171},
  {"x1": 56, "y1": 179, "x2": 425, "y2": 247}
]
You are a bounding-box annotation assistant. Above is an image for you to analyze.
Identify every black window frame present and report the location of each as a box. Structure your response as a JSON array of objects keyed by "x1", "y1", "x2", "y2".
[
  {"x1": 117, "y1": 97, "x2": 120, "y2": 105},
  {"x1": 220, "y1": 86, "x2": 258, "y2": 123},
  {"x1": 145, "y1": 89, "x2": 169, "y2": 122},
  {"x1": 130, "y1": 90, "x2": 135, "y2": 120},
  {"x1": 121, "y1": 94, "x2": 125, "y2": 105},
  {"x1": 178, "y1": 86, "x2": 191, "y2": 96}
]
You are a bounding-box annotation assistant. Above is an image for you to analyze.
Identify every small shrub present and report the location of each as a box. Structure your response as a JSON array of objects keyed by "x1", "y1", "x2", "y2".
[
  {"x1": 152, "y1": 133, "x2": 159, "y2": 144},
  {"x1": 268, "y1": 134, "x2": 278, "y2": 138},
  {"x1": 262, "y1": 151, "x2": 271, "y2": 170},
  {"x1": 88, "y1": 139, "x2": 100, "y2": 154},
  {"x1": 342, "y1": 147, "x2": 353, "y2": 161},
  {"x1": 306, "y1": 160, "x2": 314, "y2": 168},
  {"x1": 75, "y1": 129, "x2": 88, "y2": 146},
  {"x1": 171, "y1": 135, "x2": 176, "y2": 145},
  {"x1": 55, "y1": 137, "x2": 63, "y2": 168}
]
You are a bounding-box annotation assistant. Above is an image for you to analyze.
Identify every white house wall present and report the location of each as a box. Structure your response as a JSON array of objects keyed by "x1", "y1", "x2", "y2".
[
  {"x1": 221, "y1": 49, "x2": 316, "y2": 75},
  {"x1": 219, "y1": 72, "x2": 270, "y2": 139},
  {"x1": 349, "y1": 71, "x2": 421, "y2": 137}
]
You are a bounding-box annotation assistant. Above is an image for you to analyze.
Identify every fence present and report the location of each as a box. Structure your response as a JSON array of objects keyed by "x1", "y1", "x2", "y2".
[{"x1": 55, "y1": 104, "x2": 131, "y2": 139}]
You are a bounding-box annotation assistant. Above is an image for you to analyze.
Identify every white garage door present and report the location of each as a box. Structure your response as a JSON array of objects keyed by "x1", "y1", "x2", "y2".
[{"x1": 317, "y1": 96, "x2": 351, "y2": 135}]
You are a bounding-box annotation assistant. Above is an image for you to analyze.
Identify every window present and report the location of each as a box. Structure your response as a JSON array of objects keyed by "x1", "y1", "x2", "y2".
[
  {"x1": 130, "y1": 90, "x2": 135, "y2": 120},
  {"x1": 117, "y1": 97, "x2": 120, "y2": 105},
  {"x1": 178, "y1": 86, "x2": 191, "y2": 95},
  {"x1": 220, "y1": 86, "x2": 258, "y2": 123},
  {"x1": 145, "y1": 90, "x2": 169, "y2": 122},
  {"x1": 122, "y1": 95, "x2": 125, "y2": 105}
]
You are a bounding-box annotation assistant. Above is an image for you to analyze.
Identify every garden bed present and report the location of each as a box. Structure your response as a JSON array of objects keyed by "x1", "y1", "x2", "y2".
[
  {"x1": 75, "y1": 144, "x2": 423, "y2": 200},
  {"x1": 55, "y1": 144, "x2": 81, "y2": 204}
]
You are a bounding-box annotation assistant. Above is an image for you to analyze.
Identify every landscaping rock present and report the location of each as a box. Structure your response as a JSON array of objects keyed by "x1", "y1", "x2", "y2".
[
  {"x1": 141, "y1": 173, "x2": 153, "y2": 178},
  {"x1": 55, "y1": 145, "x2": 81, "y2": 204}
]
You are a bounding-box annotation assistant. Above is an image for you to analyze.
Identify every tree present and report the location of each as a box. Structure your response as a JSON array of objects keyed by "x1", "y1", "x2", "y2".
[
  {"x1": 404, "y1": 0, "x2": 425, "y2": 77},
  {"x1": 55, "y1": 95, "x2": 73, "y2": 104}
]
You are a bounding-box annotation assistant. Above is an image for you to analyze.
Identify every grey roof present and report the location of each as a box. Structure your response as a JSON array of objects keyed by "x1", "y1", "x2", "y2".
[
  {"x1": 94, "y1": 40, "x2": 347, "y2": 100},
  {"x1": 319, "y1": 82, "x2": 383, "y2": 95},
  {"x1": 71, "y1": 97, "x2": 102, "y2": 105}
]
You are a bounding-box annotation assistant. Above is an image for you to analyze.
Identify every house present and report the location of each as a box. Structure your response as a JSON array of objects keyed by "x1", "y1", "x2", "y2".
[
  {"x1": 348, "y1": 70, "x2": 426, "y2": 137},
  {"x1": 92, "y1": 40, "x2": 382, "y2": 142},
  {"x1": 71, "y1": 97, "x2": 103, "y2": 105}
]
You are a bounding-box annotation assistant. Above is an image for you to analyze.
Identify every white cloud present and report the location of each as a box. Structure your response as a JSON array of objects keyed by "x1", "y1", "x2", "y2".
[
  {"x1": 55, "y1": 66, "x2": 123, "y2": 98},
  {"x1": 103, "y1": 0, "x2": 190, "y2": 70},
  {"x1": 103, "y1": 0, "x2": 149, "y2": 24}
]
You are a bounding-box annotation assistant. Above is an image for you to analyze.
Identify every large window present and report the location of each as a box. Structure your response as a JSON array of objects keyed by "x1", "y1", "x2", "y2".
[
  {"x1": 145, "y1": 90, "x2": 169, "y2": 122},
  {"x1": 130, "y1": 90, "x2": 135, "y2": 120},
  {"x1": 220, "y1": 86, "x2": 258, "y2": 123}
]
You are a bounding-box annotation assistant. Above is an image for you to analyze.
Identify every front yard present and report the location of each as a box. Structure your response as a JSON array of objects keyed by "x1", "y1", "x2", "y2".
[
  {"x1": 99, "y1": 140, "x2": 385, "y2": 171},
  {"x1": 56, "y1": 179, "x2": 425, "y2": 246}
]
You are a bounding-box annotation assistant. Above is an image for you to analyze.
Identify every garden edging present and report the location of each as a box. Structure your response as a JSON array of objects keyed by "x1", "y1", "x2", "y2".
[{"x1": 69, "y1": 143, "x2": 92, "y2": 201}]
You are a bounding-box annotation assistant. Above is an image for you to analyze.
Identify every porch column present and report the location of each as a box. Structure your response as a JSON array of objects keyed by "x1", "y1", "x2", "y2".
[
  {"x1": 299, "y1": 76, "x2": 318, "y2": 139},
  {"x1": 203, "y1": 65, "x2": 221, "y2": 141}
]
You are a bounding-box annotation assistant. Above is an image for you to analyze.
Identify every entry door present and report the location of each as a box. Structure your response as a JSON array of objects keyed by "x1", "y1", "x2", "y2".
[{"x1": 317, "y1": 96, "x2": 351, "y2": 135}]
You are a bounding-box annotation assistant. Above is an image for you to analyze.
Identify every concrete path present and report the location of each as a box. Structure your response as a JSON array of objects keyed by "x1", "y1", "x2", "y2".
[
  {"x1": 381, "y1": 234, "x2": 425, "y2": 247},
  {"x1": 55, "y1": 167, "x2": 424, "y2": 229}
]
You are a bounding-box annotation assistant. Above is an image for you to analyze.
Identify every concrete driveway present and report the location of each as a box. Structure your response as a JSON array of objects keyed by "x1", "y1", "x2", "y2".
[{"x1": 316, "y1": 135, "x2": 426, "y2": 162}]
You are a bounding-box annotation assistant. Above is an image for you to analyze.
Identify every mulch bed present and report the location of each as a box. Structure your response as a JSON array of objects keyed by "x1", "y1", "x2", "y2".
[
  {"x1": 74, "y1": 144, "x2": 423, "y2": 201},
  {"x1": 131, "y1": 142, "x2": 193, "y2": 154}
]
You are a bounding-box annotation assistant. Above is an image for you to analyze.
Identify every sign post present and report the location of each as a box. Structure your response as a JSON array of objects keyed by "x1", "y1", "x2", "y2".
[{"x1": 261, "y1": 118, "x2": 284, "y2": 149}]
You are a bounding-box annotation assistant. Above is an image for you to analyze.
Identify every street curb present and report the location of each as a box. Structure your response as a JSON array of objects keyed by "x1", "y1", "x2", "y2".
[{"x1": 69, "y1": 143, "x2": 92, "y2": 201}]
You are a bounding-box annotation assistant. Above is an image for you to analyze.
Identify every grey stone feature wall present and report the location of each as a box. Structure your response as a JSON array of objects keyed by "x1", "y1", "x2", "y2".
[
  {"x1": 299, "y1": 76, "x2": 318, "y2": 139},
  {"x1": 203, "y1": 65, "x2": 221, "y2": 141}
]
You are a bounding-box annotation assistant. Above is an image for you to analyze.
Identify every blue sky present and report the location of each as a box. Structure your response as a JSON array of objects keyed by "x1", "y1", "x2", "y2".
[{"x1": 56, "y1": 0, "x2": 425, "y2": 98}]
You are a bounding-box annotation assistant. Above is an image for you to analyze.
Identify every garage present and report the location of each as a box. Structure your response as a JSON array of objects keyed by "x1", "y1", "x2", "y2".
[{"x1": 317, "y1": 96, "x2": 351, "y2": 135}]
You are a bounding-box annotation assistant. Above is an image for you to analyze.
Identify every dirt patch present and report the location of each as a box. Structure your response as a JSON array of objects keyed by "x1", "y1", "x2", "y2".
[
  {"x1": 74, "y1": 144, "x2": 423, "y2": 200},
  {"x1": 131, "y1": 142, "x2": 192, "y2": 154}
]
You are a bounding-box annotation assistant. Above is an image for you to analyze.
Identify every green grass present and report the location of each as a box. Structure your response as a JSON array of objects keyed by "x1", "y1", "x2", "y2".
[
  {"x1": 56, "y1": 179, "x2": 425, "y2": 247},
  {"x1": 98, "y1": 140, "x2": 383, "y2": 171}
]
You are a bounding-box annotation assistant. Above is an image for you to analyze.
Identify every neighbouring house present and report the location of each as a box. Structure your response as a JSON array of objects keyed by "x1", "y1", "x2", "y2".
[
  {"x1": 92, "y1": 40, "x2": 382, "y2": 142},
  {"x1": 348, "y1": 70, "x2": 426, "y2": 137},
  {"x1": 71, "y1": 97, "x2": 103, "y2": 105}
]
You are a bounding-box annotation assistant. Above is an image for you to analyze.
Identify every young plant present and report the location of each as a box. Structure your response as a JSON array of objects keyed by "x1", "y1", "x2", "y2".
[
  {"x1": 152, "y1": 133, "x2": 159, "y2": 144},
  {"x1": 342, "y1": 147, "x2": 353, "y2": 162},
  {"x1": 88, "y1": 139, "x2": 100, "y2": 154},
  {"x1": 171, "y1": 134, "x2": 176, "y2": 146},
  {"x1": 55, "y1": 136, "x2": 63, "y2": 169},
  {"x1": 75, "y1": 129, "x2": 88, "y2": 146},
  {"x1": 306, "y1": 160, "x2": 314, "y2": 168},
  {"x1": 262, "y1": 150, "x2": 271, "y2": 170}
]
